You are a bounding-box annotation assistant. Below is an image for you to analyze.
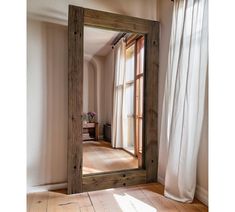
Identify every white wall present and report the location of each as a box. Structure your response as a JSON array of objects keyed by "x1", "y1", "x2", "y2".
[
  {"x1": 158, "y1": 0, "x2": 208, "y2": 204},
  {"x1": 92, "y1": 55, "x2": 106, "y2": 134},
  {"x1": 83, "y1": 60, "x2": 89, "y2": 113},
  {"x1": 27, "y1": 20, "x2": 68, "y2": 189},
  {"x1": 83, "y1": 59, "x2": 97, "y2": 113},
  {"x1": 104, "y1": 49, "x2": 115, "y2": 124},
  {"x1": 28, "y1": 0, "x2": 158, "y2": 25},
  {"x1": 83, "y1": 55, "x2": 106, "y2": 136}
]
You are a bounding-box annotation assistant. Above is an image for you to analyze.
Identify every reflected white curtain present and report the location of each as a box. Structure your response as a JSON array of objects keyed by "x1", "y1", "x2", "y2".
[
  {"x1": 160, "y1": 0, "x2": 208, "y2": 202},
  {"x1": 112, "y1": 39, "x2": 126, "y2": 148}
]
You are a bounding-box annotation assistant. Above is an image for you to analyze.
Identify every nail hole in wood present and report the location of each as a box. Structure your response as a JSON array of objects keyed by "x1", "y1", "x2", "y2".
[
  {"x1": 123, "y1": 174, "x2": 126, "y2": 177},
  {"x1": 74, "y1": 166, "x2": 76, "y2": 169},
  {"x1": 74, "y1": 31, "x2": 77, "y2": 35},
  {"x1": 123, "y1": 183, "x2": 126, "y2": 186},
  {"x1": 151, "y1": 160, "x2": 154, "y2": 163}
]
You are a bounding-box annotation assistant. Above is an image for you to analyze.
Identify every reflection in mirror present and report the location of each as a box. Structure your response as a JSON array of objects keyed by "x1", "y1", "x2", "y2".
[{"x1": 82, "y1": 26, "x2": 145, "y2": 175}]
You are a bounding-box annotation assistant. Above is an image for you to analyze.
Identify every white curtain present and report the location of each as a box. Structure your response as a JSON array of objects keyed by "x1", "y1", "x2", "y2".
[
  {"x1": 112, "y1": 39, "x2": 126, "y2": 148},
  {"x1": 160, "y1": 0, "x2": 208, "y2": 202}
]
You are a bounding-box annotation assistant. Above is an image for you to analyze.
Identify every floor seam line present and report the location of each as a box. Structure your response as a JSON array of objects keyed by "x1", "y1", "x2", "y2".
[{"x1": 87, "y1": 192, "x2": 96, "y2": 212}]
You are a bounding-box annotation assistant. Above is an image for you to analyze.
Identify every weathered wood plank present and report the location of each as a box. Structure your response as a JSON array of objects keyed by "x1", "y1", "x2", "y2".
[
  {"x1": 68, "y1": 5, "x2": 84, "y2": 194},
  {"x1": 84, "y1": 8, "x2": 152, "y2": 33},
  {"x1": 144, "y1": 21, "x2": 159, "y2": 182},
  {"x1": 27, "y1": 192, "x2": 49, "y2": 212},
  {"x1": 83, "y1": 169, "x2": 146, "y2": 192},
  {"x1": 47, "y1": 192, "x2": 91, "y2": 212},
  {"x1": 27, "y1": 183, "x2": 208, "y2": 211},
  {"x1": 88, "y1": 186, "x2": 151, "y2": 212}
]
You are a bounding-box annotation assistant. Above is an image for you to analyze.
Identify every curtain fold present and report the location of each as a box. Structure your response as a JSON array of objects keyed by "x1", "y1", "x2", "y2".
[
  {"x1": 112, "y1": 39, "x2": 126, "y2": 148},
  {"x1": 160, "y1": 0, "x2": 208, "y2": 202}
]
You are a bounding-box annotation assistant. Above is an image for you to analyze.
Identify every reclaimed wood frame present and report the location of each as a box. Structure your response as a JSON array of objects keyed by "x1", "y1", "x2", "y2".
[{"x1": 68, "y1": 5, "x2": 159, "y2": 194}]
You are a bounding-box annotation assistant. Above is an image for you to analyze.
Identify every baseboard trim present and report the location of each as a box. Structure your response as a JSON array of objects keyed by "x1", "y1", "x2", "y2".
[
  {"x1": 195, "y1": 185, "x2": 208, "y2": 206},
  {"x1": 157, "y1": 175, "x2": 165, "y2": 185},
  {"x1": 27, "y1": 182, "x2": 67, "y2": 193}
]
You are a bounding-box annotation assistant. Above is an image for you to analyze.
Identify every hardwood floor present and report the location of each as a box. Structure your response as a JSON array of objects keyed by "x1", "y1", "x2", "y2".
[
  {"x1": 83, "y1": 141, "x2": 138, "y2": 174},
  {"x1": 27, "y1": 183, "x2": 208, "y2": 212}
]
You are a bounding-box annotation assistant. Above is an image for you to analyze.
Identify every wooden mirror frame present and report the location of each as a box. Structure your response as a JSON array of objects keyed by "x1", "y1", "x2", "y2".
[{"x1": 68, "y1": 5, "x2": 159, "y2": 194}]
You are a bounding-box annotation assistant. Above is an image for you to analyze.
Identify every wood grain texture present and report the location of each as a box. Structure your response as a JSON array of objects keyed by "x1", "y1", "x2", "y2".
[
  {"x1": 68, "y1": 5, "x2": 159, "y2": 193},
  {"x1": 83, "y1": 141, "x2": 138, "y2": 174},
  {"x1": 27, "y1": 183, "x2": 208, "y2": 212},
  {"x1": 83, "y1": 169, "x2": 146, "y2": 192},
  {"x1": 84, "y1": 8, "x2": 152, "y2": 33},
  {"x1": 68, "y1": 5, "x2": 84, "y2": 194},
  {"x1": 144, "y1": 21, "x2": 159, "y2": 182},
  {"x1": 27, "y1": 192, "x2": 49, "y2": 212},
  {"x1": 47, "y1": 191, "x2": 91, "y2": 211}
]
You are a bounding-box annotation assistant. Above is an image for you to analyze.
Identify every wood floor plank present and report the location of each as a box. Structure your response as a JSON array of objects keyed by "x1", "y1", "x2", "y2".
[
  {"x1": 172, "y1": 199, "x2": 208, "y2": 212},
  {"x1": 117, "y1": 187, "x2": 156, "y2": 212},
  {"x1": 138, "y1": 183, "x2": 164, "y2": 197},
  {"x1": 27, "y1": 192, "x2": 49, "y2": 212},
  {"x1": 147, "y1": 196, "x2": 180, "y2": 212},
  {"x1": 88, "y1": 185, "x2": 158, "y2": 212},
  {"x1": 27, "y1": 183, "x2": 208, "y2": 212},
  {"x1": 139, "y1": 183, "x2": 208, "y2": 212},
  {"x1": 47, "y1": 192, "x2": 92, "y2": 212},
  {"x1": 88, "y1": 191, "x2": 122, "y2": 211},
  {"x1": 80, "y1": 206, "x2": 95, "y2": 212},
  {"x1": 83, "y1": 141, "x2": 138, "y2": 174}
]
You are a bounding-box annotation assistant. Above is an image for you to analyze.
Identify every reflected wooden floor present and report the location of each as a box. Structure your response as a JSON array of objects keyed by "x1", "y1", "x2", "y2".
[
  {"x1": 83, "y1": 141, "x2": 138, "y2": 174},
  {"x1": 27, "y1": 183, "x2": 208, "y2": 212}
]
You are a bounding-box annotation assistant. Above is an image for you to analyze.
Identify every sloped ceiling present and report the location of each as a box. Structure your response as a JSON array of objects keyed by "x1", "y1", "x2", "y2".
[{"x1": 84, "y1": 26, "x2": 120, "y2": 57}]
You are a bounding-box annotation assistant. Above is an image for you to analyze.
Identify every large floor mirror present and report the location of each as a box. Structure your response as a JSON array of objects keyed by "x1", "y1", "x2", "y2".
[
  {"x1": 83, "y1": 26, "x2": 145, "y2": 175},
  {"x1": 68, "y1": 5, "x2": 159, "y2": 194}
]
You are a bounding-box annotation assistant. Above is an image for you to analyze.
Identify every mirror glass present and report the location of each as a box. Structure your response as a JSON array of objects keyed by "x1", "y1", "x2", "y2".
[{"x1": 82, "y1": 26, "x2": 145, "y2": 175}]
